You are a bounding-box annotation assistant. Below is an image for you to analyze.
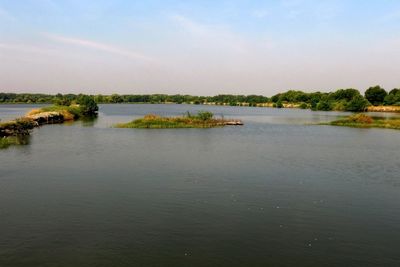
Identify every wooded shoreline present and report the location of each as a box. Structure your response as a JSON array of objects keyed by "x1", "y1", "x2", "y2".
[{"x1": 2, "y1": 86, "x2": 400, "y2": 112}]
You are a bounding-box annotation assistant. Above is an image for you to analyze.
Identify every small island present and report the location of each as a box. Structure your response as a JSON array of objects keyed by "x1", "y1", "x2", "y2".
[
  {"x1": 115, "y1": 111, "x2": 243, "y2": 129},
  {"x1": 325, "y1": 114, "x2": 400, "y2": 130}
]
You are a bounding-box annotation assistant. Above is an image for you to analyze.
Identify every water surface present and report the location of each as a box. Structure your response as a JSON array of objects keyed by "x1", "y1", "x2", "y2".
[{"x1": 1, "y1": 104, "x2": 400, "y2": 266}]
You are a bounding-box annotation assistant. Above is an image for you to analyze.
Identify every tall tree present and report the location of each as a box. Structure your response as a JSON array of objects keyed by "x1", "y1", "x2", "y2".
[{"x1": 365, "y1": 86, "x2": 387, "y2": 106}]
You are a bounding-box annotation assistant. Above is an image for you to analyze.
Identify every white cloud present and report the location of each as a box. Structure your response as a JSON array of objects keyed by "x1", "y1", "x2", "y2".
[
  {"x1": 0, "y1": 7, "x2": 16, "y2": 21},
  {"x1": 380, "y1": 10, "x2": 400, "y2": 22},
  {"x1": 252, "y1": 9, "x2": 270, "y2": 19},
  {"x1": 169, "y1": 14, "x2": 254, "y2": 54},
  {"x1": 44, "y1": 33, "x2": 155, "y2": 62}
]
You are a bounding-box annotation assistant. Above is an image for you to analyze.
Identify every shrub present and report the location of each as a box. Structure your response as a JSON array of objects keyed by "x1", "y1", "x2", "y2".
[{"x1": 196, "y1": 111, "x2": 213, "y2": 121}]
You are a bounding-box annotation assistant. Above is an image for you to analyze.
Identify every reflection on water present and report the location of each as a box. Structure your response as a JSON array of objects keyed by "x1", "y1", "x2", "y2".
[
  {"x1": 12, "y1": 135, "x2": 30, "y2": 145},
  {"x1": 0, "y1": 135, "x2": 31, "y2": 149},
  {"x1": 1, "y1": 104, "x2": 400, "y2": 267}
]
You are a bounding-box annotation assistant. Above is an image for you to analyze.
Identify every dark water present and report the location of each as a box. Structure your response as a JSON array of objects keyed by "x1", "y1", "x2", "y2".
[{"x1": 1, "y1": 104, "x2": 400, "y2": 267}]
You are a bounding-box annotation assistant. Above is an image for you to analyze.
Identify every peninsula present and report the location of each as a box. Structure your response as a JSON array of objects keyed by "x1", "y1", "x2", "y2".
[{"x1": 0, "y1": 95, "x2": 98, "y2": 148}]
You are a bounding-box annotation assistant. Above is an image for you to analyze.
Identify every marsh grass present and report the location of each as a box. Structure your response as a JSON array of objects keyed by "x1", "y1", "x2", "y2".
[
  {"x1": 26, "y1": 105, "x2": 81, "y2": 120},
  {"x1": 325, "y1": 114, "x2": 400, "y2": 130}
]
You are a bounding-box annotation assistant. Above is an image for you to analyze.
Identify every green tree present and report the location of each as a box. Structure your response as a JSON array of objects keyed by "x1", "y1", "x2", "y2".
[
  {"x1": 110, "y1": 94, "x2": 123, "y2": 103},
  {"x1": 384, "y1": 88, "x2": 400, "y2": 105},
  {"x1": 365, "y1": 86, "x2": 387, "y2": 106},
  {"x1": 332, "y1": 89, "x2": 361, "y2": 101},
  {"x1": 299, "y1": 103, "x2": 308, "y2": 109},
  {"x1": 77, "y1": 95, "x2": 98, "y2": 115},
  {"x1": 345, "y1": 95, "x2": 369, "y2": 111},
  {"x1": 316, "y1": 99, "x2": 332, "y2": 111},
  {"x1": 276, "y1": 100, "x2": 283, "y2": 108}
]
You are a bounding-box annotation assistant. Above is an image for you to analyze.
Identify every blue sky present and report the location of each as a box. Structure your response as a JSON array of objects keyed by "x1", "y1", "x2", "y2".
[{"x1": 1, "y1": 0, "x2": 400, "y2": 95}]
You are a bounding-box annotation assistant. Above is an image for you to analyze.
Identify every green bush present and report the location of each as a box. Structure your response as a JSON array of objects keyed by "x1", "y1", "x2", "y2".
[{"x1": 196, "y1": 111, "x2": 214, "y2": 121}]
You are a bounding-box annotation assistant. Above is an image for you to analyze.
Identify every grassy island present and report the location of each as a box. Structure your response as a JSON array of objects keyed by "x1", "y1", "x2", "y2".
[
  {"x1": 325, "y1": 114, "x2": 400, "y2": 130},
  {"x1": 115, "y1": 111, "x2": 242, "y2": 129}
]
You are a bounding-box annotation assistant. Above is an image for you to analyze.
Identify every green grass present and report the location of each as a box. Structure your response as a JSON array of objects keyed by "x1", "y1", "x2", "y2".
[
  {"x1": 115, "y1": 113, "x2": 226, "y2": 129},
  {"x1": 324, "y1": 114, "x2": 400, "y2": 130}
]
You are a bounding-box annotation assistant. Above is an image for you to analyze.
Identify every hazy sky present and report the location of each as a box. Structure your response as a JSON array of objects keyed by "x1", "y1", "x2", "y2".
[{"x1": 1, "y1": 0, "x2": 400, "y2": 95}]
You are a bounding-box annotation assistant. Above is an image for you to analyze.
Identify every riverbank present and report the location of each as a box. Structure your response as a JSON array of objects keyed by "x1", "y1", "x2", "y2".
[{"x1": 366, "y1": 106, "x2": 400, "y2": 112}]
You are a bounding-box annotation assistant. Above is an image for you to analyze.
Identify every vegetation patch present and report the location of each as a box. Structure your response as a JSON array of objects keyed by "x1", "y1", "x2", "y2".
[
  {"x1": 324, "y1": 114, "x2": 400, "y2": 130},
  {"x1": 115, "y1": 111, "x2": 236, "y2": 128}
]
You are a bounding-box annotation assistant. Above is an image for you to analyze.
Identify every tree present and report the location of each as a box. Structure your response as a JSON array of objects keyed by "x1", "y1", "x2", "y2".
[
  {"x1": 110, "y1": 94, "x2": 123, "y2": 103},
  {"x1": 299, "y1": 103, "x2": 308, "y2": 109},
  {"x1": 332, "y1": 88, "x2": 361, "y2": 101},
  {"x1": 276, "y1": 100, "x2": 283, "y2": 108},
  {"x1": 316, "y1": 99, "x2": 332, "y2": 111},
  {"x1": 77, "y1": 95, "x2": 98, "y2": 115},
  {"x1": 384, "y1": 88, "x2": 400, "y2": 105},
  {"x1": 345, "y1": 95, "x2": 369, "y2": 111},
  {"x1": 53, "y1": 96, "x2": 71, "y2": 106},
  {"x1": 365, "y1": 86, "x2": 387, "y2": 106}
]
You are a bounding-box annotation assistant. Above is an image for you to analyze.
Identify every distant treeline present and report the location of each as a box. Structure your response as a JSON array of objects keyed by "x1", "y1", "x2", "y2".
[{"x1": 1, "y1": 86, "x2": 399, "y2": 112}]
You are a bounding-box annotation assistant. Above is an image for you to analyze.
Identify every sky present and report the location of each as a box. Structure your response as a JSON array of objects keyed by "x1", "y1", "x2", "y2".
[{"x1": 1, "y1": 0, "x2": 400, "y2": 95}]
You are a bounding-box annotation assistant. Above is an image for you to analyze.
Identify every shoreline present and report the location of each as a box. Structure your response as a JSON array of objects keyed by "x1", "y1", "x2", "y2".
[{"x1": 2, "y1": 102, "x2": 400, "y2": 113}]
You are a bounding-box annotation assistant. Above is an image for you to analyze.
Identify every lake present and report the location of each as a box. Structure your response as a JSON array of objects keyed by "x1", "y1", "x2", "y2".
[{"x1": 1, "y1": 104, "x2": 400, "y2": 266}]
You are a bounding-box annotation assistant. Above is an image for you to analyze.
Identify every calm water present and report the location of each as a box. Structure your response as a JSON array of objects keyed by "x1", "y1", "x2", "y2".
[{"x1": 1, "y1": 104, "x2": 400, "y2": 267}]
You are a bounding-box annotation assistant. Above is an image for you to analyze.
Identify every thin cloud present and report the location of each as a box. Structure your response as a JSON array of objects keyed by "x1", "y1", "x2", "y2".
[
  {"x1": 169, "y1": 14, "x2": 251, "y2": 54},
  {"x1": 44, "y1": 33, "x2": 155, "y2": 62},
  {"x1": 170, "y1": 14, "x2": 208, "y2": 35},
  {"x1": 380, "y1": 10, "x2": 400, "y2": 22},
  {"x1": 252, "y1": 9, "x2": 270, "y2": 19},
  {"x1": 0, "y1": 7, "x2": 16, "y2": 21}
]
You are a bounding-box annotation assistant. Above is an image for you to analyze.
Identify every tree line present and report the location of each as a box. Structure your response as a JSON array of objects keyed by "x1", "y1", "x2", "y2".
[{"x1": 1, "y1": 86, "x2": 399, "y2": 112}]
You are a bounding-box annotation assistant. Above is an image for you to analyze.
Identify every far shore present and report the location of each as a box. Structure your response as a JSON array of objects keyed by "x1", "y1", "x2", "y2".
[
  {"x1": 2, "y1": 87, "x2": 400, "y2": 113},
  {"x1": 2, "y1": 102, "x2": 400, "y2": 113}
]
